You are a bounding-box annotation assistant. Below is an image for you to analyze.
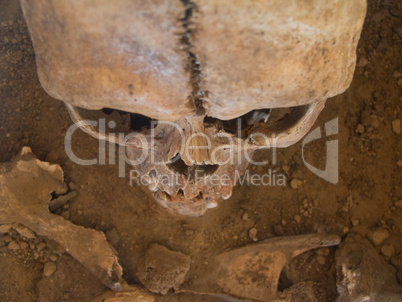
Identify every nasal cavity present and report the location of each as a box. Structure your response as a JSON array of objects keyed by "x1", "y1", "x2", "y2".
[{"x1": 166, "y1": 153, "x2": 219, "y2": 180}]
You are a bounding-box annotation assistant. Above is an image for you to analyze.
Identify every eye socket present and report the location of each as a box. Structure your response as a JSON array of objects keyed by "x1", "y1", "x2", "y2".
[
  {"x1": 204, "y1": 109, "x2": 271, "y2": 137},
  {"x1": 204, "y1": 104, "x2": 310, "y2": 138},
  {"x1": 102, "y1": 108, "x2": 158, "y2": 131}
]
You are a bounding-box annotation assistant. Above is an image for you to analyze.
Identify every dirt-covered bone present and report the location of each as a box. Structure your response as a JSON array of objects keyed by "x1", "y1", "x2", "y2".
[
  {"x1": 182, "y1": 233, "x2": 341, "y2": 301},
  {"x1": 137, "y1": 244, "x2": 191, "y2": 295},
  {"x1": 0, "y1": 147, "x2": 123, "y2": 290},
  {"x1": 335, "y1": 233, "x2": 402, "y2": 301}
]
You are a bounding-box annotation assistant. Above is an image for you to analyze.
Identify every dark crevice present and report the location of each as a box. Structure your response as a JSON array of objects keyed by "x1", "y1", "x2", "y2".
[
  {"x1": 102, "y1": 108, "x2": 158, "y2": 131},
  {"x1": 204, "y1": 108, "x2": 271, "y2": 138},
  {"x1": 167, "y1": 153, "x2": 219, "y2": 180},
  {"x1": 179, "y1": 0, "x2": 205, "y2": 115},
  {"x1": 204, "y1": 104, "x2": 310, "y2": 138}
]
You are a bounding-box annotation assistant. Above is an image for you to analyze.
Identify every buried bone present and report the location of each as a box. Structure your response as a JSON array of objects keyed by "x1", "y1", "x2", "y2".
[
  {"x1": 179, "y1": 233, "x2": 341, "y2": 301},
  {"x1": 0, "y1": 147, "x2": 123, "y2": 290}
]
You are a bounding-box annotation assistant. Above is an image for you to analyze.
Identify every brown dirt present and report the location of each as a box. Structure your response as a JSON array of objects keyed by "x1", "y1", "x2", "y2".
[{"x1": 0, "y1": 0, "x2": 401, "y2": 301}]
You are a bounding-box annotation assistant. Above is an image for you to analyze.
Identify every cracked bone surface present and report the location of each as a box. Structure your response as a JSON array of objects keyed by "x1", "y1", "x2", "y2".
[
  {"x1": 21, "y1": 0, "x2": 366, "y2": 215},
  {"x1": 184, "y1": 233, "x2": 341, "y2": 301},
  {"x1": 0, "y1": 147, "x2": 123, "y2": 290}
]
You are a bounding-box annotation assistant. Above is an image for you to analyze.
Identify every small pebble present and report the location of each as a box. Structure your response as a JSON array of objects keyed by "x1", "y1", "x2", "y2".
[
  {"x1": 352, "y1": 219, "x2": 360, "y2": 227},
  {"x1": 395, "y1": 200, "x2": 402, "y2": 208},
  {"x1": 7, "y1": 241, "x2": 20, "y2": 251},
  {"x1": 294, "y1": 215, "x2": 301, "y2": 224},
  {"x1": 381, "y1": 244, "x2": 395, "y2": 258},
  {"x1": 36, "y1": 242, "x2": 46, "y2": 251},
  {"x1": 371, "y1": 229, "x2": 389, "y2": 246},
  {"x1": 357, "y1": 57, "x2": 369, "y2": 68},
  {"x1": 290, "y1": 179, "x2": 303, "y2": 190},
  {"x1": 43, "y1": 262, "x2": 57, "y2": 277},
  {"x1": 281, "y1": 219, "x2": 287, "y2": 226},
  {"x1": 19, "y1": 241, "x2": 28, "y2": 249},
  {"x1": 0, "y1": 224, "x2": 12, "y2": 234},
  {"x1": 33, "y1": 251, "x2": 39, "y2": 260},
  {"x1": 242, "y1": 211, "x2": 249, "y2": 221},
  {"x1": 343, "y1": 227, "x2": 349, "y2": 234},
  {"x1": 49, "y1": 254, "x2": 58, "y2": 262},
  {"x1": 248, "y1": 228, "x2": 258, "y2": 241},
  {"x1": 392, "y1": 119, "x2": 401, "y2": 134}
]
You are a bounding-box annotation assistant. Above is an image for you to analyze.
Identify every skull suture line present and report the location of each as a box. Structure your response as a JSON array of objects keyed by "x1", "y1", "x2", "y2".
[{"x1": 21, "y1": 0, "x2": 366, "y2": 216}]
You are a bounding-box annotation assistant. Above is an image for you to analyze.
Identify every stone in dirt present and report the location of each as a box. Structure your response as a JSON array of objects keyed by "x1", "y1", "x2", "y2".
[
  {"x1": 43, "y1": 262, "x2": 57, "y2": 277},
  {"x1": 356, "y1": 123, "x2": 365, "y2": 134},
  {"x1": 249, "y1": 227, "x2": 258, "y2": 241},
  {"x1": 371, "y1": 228, "x2": 389, "y2": 246},
  {"x1": 381, "y1": 244, "x2": 395, "y2": 258},
  {"x1": 335, "y1": 233, "x2": 402, "y2": 301},
  {"x1": 137, "y1": 244, "x2": 190, "y2": 295},
  {"x1": 7, "y1": 241, "x2": 19, "y2": 251},
  {"x1": 392, "y1": 119, "x2": 401, "y2": 134},
  {"x1": 0, "y1": 224, "x2": 12, "y2": 234},
  {"x1": 290, "y1": 179, "x2": 303, "y2": 190}
]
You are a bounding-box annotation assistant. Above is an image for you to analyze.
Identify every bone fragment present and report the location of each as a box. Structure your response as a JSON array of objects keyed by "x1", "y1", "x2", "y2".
[{"x1": 0, "y1": 147, "x2": 123, "y2": 290}]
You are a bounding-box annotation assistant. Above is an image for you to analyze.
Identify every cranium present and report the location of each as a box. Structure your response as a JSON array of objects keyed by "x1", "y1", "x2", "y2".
[{"x1": 21, "y1": 0, "x2": 366, "y2": 216}]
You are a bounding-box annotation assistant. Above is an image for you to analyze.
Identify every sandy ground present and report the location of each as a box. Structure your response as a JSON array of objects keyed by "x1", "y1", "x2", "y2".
[{"x1": 0, "y1": 0, "x2": 401, "y2": 301}]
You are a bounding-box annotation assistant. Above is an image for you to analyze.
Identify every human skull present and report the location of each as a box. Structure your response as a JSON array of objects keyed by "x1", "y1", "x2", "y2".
[{"x1": 21, "y1": 0, "x2": 366, "y2": 215}]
